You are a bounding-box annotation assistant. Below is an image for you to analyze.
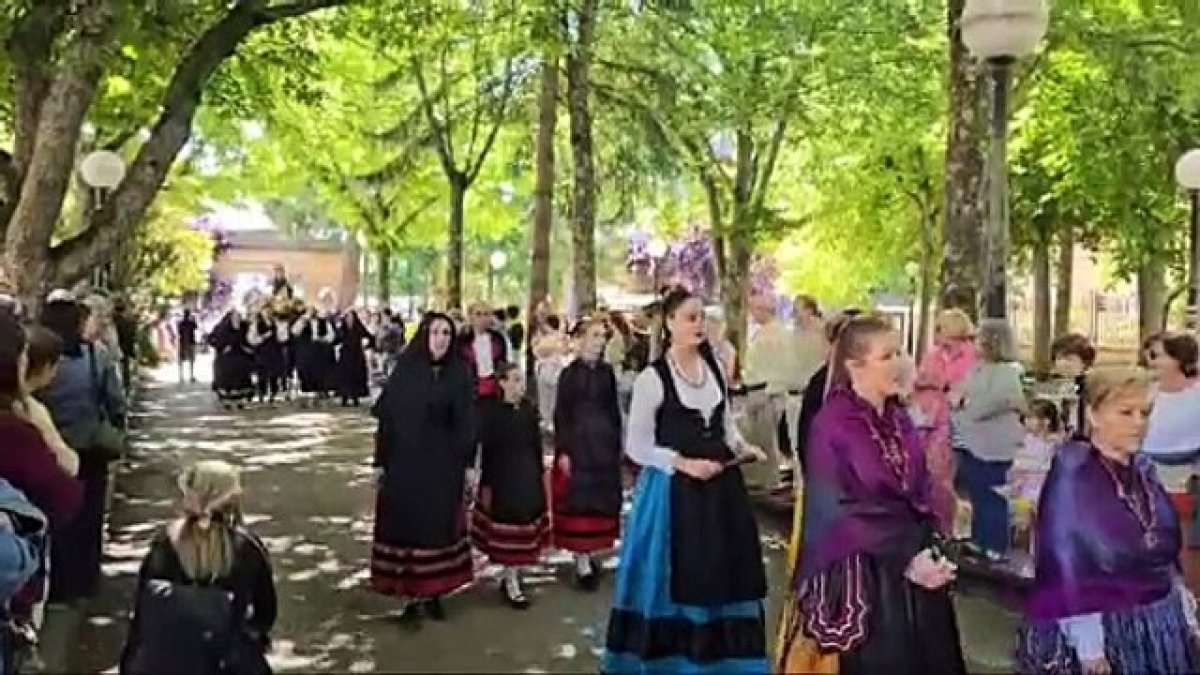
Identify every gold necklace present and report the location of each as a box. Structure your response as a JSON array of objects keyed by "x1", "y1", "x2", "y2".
[{"x1": 1097, "y1": 454, "x2": 1158, "y2": 548}]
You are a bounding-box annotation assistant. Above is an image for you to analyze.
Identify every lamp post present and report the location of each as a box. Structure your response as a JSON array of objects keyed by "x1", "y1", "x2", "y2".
[
  {"x1": 1175, "y1": 149, "x2": 1200, "y2": 331},
  {"x1": 488, "y1": 249, "x2": 508, "y2": 301},
  {"x1": 904, "y1": 260, "x2": 920, "y2": 355},
  {"x1": 647, "y1": 238, "x2": 669, "y2": 296},
  {"x1": 961, "y1": 0, "x2": 1049, "y2": 319},
  {"x1": 79, "y1": 150, "x2": 126, "y2": 290}
]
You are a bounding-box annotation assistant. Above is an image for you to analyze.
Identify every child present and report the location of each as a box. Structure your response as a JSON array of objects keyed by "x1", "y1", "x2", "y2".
[
  {"x1": 120, "y1": 461, "x2": 276, "y2": 675},
  {"x1": 1009, "y1": 398, "x2": 1061, "y2": 503},
  {"x1": 551, "y1": 317, "x2": 623, "y2": 590},
  {"x1": 471, "y1": 362, "x2": 549, "y2": 609}
]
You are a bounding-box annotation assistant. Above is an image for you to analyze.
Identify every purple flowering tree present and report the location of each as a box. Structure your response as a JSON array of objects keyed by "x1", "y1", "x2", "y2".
[{"x1": 661, "y1": 227, "x2": 718, "y2": 301}]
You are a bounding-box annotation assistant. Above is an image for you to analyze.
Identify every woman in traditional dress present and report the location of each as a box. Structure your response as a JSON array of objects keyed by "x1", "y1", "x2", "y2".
[
  {"x1": 911, "y1": 309, "x2": 977, "y2": 534},
  {"x1": 1018, "y1": 368, "x2": 1200, "y2": 674},
  {"x1": 777, "y1": 315, "x2": 965, "y2": 675},
  {"x1": 551, "y1": 317, "x2": 623, "y2": 589},
  {"x1": 462, "y1": 302, "x2": 510, "y2": 401},
  {"x1": 208, "y1": 310, "x2": 254, "y2": 409},
  {"x1": 248, "y1": 306, "x2": 288, "y2": 406},
  {"x1": 370, "y1": 312, "x2": 475, "y2": 623},
  {"x1": 602, "y1": 287, "x2": 769, "y2": 673},
  {"x1": 471, "y1": 362, "x2": 549, "y2": 609},
  {"x1": 335, "y1": 309, "x2": 371, "y2": 407},
  {"x1": 291, "y1": 306, "x2": 337, "y2": 407}
]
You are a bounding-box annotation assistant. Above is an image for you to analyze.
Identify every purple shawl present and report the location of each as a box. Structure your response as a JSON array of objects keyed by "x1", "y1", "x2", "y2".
[
  {"x1": 1026, "y1": 441, "x2": 1180, "y2": 621},
  {"x1": 798, "y1": 388, "x2": 934, "y2": 580}
]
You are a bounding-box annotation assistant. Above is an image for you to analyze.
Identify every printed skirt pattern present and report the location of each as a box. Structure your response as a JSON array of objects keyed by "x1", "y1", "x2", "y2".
[
  {"x1": 1018, "y1": 585, "x2": 1200, "y2": 674},
  {"x1": 602, "y1": 468, "x2": 767, "y2": 674},
  {"x1": 550, "y1": 462, "x2": 620, "y2": 553}
]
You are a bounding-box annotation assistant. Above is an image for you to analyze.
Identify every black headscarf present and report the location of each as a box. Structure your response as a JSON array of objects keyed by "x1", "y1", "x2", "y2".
[
  {"x1": 373, "y1": 311, "x2": 471, "y2": 428},
  {"x1": 399, "y1": 311, "x2": 459, "y2": 367}
]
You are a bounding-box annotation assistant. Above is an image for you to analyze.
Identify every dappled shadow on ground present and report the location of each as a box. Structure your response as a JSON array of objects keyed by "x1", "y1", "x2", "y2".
[{"x1": 70, "y1": 369, "x2": 1018, "y2": 673}]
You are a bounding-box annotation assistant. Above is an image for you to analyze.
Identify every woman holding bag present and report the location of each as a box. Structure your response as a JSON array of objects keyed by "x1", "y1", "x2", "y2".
[{"x1": 40, "y1": 297, "x2": 128, "y2": 603}]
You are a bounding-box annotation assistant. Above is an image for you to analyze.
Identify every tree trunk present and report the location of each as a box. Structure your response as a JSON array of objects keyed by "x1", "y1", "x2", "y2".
[
  {"x1": 566, "y1": 0, "x2": 598, "y2": 314},
  {"x1": 916, "y1": 206, "x2": 936, "y2": 363},
  {"x1": 4, "y1": 1, "x2": 348, "y2": 305},
  {"x1": 1053, "y1": 224, "x2": 1074, "y2": 337},
  {"x1": 1137, "y1": 257, "x2": 1166, "y2": 344},
  {"x1": 940, "y1": 0, "x2": 987, "y2": 318},
  {"x1": 377, "y1": 248, "x2": 392, "y2": 306},
  {"x1": 721, "y1": 232, "x2": 752, "y2": 356},
  {"x1": 446, "y1": 174, "x2": 467, "y2": 310},
  {"x1": 1032, "y1": 233, "x2": 1052, "y2": 374},
  {"x1": 527, "y1": 56, "x2": 558, "y2": 386},
  {"x1": 4, "y1": 0, "x2": 120, "y2": 307}
]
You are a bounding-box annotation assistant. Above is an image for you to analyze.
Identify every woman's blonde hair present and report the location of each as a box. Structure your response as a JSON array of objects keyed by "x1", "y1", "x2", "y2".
[
  {"x1": 936, "y1": 309, "x2": 975, "y2": 341},
  {"x1": 173, "y1": 460, "x2": 243, "y2": 582},
  {"x1": 1084, "y1": 367, "x2": 1149, "y2": 410}
]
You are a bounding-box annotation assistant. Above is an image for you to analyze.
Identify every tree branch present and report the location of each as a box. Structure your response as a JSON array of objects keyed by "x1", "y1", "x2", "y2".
[
  {"x1": 5, "y1": 0, "x2": 119, "y2": 281},
  {"x1": 411, "y1": 55, "x2": 460, "y2": 177},
  {"x1": 50, "y1": 0, "x2": 349, "y2": 285},
  {"x1": 466, "y1": 57, "x2": 518, "y2": 183}
]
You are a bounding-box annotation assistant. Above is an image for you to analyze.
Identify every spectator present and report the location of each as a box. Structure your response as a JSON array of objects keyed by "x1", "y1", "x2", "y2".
[
  {"x1": 1050, "y1": 332, "x2": 1097, "y2": 437},
  {"x1": 121, "y1": 461, "x2": 276, "y2": 675},
  {"x1": 177, "y1": 309, "x2": 199, "y2": 384},
  {"x1": 113, "y1": 300, "x2": 139, "y2": 392},
  {"x1": 506, "y1": 305, "x2": 525, "y2": 354},
  {"x1": 39, "y1": 298, "x2": 126, "y2": 603},
  {"x1": 954, "y1": 319, "x2": 1026, "y2": 562}
]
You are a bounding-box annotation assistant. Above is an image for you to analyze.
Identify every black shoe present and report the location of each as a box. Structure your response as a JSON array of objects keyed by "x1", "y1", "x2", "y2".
[
  {"x1": 575, "y1": 570, "x2": 599, "y2": 592},
  {"x1": 422, "y1": 597, "x2": 446, "y2": 621}
]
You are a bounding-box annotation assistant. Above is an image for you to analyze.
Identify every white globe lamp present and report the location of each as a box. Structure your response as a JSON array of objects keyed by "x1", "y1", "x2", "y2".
[{"x1": 960, "y1": 0, "x2": 1049, "y2": 62}]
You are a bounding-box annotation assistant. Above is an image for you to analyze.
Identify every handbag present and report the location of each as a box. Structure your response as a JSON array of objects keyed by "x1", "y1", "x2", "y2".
[{"x1": 85, "y1": 344, "x2": 126, "y2": 462}]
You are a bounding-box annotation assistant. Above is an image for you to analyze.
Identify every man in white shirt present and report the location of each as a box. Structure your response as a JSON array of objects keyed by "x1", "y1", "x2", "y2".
[{"x1": 739, "y1": 291, "x2": 792, "y2": 490}]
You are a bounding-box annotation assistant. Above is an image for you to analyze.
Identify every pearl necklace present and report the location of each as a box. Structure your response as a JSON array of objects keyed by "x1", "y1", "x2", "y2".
[{"x1": 668, "y1": 355, "x2": 707, "y2": 389}]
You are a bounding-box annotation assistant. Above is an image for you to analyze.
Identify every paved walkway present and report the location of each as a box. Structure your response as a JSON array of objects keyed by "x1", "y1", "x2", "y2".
[{"x1": 64, "y1": 366, "x2": 1018, "y2": 673}]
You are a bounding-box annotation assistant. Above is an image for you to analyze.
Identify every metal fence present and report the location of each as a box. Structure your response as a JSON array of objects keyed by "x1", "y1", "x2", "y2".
[{"x1": 1011, "y1": 291, "x2": 1141, "y2": 350}]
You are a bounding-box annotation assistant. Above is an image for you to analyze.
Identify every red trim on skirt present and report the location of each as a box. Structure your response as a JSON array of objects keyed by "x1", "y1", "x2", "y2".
[
  {"x1": 370, "y1": 538, "x2": 474, "y2": 599},
  {"x1": 470, "y1": 506, "x2": 549, "y2": 566},
  {"x1": 549, "y1": 462, "x2": 619, "y2": 553}
]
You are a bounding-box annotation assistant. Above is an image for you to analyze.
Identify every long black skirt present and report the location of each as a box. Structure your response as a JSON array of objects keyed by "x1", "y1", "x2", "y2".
[
  {"x1": 839, "y1": 554, "x2": 966, "y2": 675},
  {"x1": 213, "y1": 349, "x2": 254, "y2": 401}
]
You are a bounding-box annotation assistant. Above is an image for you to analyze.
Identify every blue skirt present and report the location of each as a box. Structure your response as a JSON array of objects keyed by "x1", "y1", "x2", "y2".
[{"x1": 601, "y1": 468, "x2": 767, "y2": 674}]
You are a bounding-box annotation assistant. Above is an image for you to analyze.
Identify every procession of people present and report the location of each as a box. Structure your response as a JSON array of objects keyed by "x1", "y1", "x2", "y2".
[{"x1": 3, "y1": 257, "x2": 1200, "y2": 675}]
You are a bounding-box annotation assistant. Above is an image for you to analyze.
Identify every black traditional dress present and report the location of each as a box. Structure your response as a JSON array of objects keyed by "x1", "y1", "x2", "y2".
[
  {"x1": 603, "y1": 350, "x2": 768, "y2": 671},
  {"x1": 551, "y1": 357, "x2": 623, "y2": 553},
  {"x1": 336, "y1": 316, "x2": 371, "y2": 403},
  {"x1": 250, "y1": 315, "x2": 286, "y2": 401},
  {"x1": 371, "y1": 347, "x2": 476, "y2": 599},
  {"x1": 208, "y1": 314, "x2": 254, "y2": 402},
  {"x1": 120, "y1": 525, "x2": 276, "y2": 675},
  {"x1": 293, "y1": 314, "x2": 336, "y2": 396},
  {"x1": 471, "y1": 398, "x2": 549, "y2": 566},
  {"x1": 461, "y1": 329, "x2": 509, "y2": 400}
]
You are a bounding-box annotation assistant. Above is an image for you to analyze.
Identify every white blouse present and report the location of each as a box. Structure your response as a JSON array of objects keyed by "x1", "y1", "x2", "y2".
[{"x1": 625, "y1": 360, "x2": 746, "y2": 474}]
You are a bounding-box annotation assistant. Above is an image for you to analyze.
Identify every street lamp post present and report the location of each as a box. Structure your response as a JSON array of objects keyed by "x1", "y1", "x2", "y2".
[
  {"x1": 488, "y1": 249, "x2": 508, "y2": 302},
  {"x1": 904, "y1": 260, "x2": 920, "y2": 355},
  {"x1": 79, "y1": 150, "x2": 127, "y2": 290},
  {"x1": 647, "y1": 238, "x2": 668, "y2": 296},
  {"x1": 1175, "y1": 149, "x2": 1200, "y2": 331},
  {"x1": 961, "y1": 0, "x2": 1049, "y2": 319}
]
